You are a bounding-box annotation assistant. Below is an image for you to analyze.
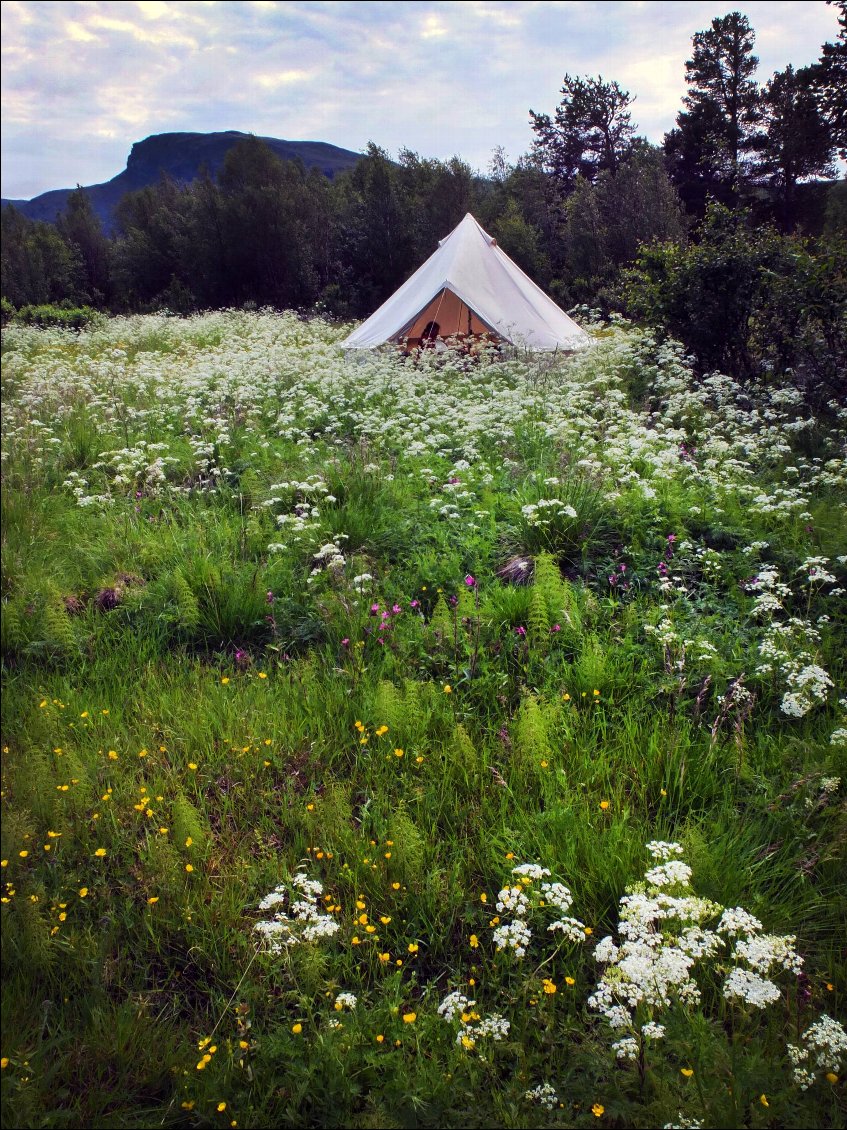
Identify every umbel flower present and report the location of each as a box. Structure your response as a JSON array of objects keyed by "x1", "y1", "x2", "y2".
[
  {"x1": 254, "y1": 870, "x2": 339, "y2": 952},
  {"x1": 589, "y1": 841, "x2": 811, "y2": 1063}
]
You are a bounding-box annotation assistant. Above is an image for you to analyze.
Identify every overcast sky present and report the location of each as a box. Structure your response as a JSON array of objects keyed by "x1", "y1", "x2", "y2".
[{"x1": 1, "y1": 0, "x2": 841, "y2": 200}]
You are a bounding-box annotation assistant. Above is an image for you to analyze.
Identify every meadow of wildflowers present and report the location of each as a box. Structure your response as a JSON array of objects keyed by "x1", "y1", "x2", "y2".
[{"x1": 1, "y1": 310, "x2": 845, "y2": 1128}]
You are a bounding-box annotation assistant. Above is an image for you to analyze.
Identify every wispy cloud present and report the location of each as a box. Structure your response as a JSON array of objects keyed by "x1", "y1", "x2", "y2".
[{"x1": 1, "y1": 0, "x2": 840, "y2": 199}]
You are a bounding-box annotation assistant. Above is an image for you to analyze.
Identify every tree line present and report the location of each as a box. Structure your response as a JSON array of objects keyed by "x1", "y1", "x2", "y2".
[{"x1": 2, "y1": 7, "x2": 845, "y2": 388}]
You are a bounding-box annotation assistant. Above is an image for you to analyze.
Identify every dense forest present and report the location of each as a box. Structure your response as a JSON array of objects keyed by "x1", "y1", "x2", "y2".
[{"x1": 2, "y1": 7, "x2": 845, "y2": 391}]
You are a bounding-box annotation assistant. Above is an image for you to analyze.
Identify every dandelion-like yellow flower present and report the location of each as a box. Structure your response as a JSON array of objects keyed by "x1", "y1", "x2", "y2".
[
  {"x1": 19, "y1": 850, "x2": 29, "y2": 858},
  {"x1": 402, "y1": 1012, "x2": 416, "y2": 1024},
  {"x1": 394, "y1": 748, "x2": 404, "y2": 758},
  {"x1": 221, "y1": 677, "x2": 230, "y2": 685},
  {"x1": 469, "y1": 934, "x2": 479, "y2": 949},
  {"x1": 408, "y1": 942, "x2": 419, "y2": 953},
  {"x1": 78, "y1": 887, "x2": 88, "y2": 897},
  {"x1": 376, "y1": 1034, "x2": 384, "y2": 1043},
  {"x1": 591, "y1": 1104, "x2": 604, "y2": 1117},
  {"x1": 542, "y1": 978, "x2": 557, "y2": 994},
  {"x1": 599, "y1": 800, "x2": 610, "y2": 810},
  {"x1": 94, "y1": 848, "x2": 106, "y2": 858},
  {"x1": 680, "y1": 1067, "x2": 694, "y2": 1077},
  {"x1": 379, "y1": 952, "x2": 390, "y2": 963},
  {"x1": 291, "y1": 1023, "x2": 302, "y2": 1034},
  {"x1": 759, "y1": 1095, "x2": 769, "y2": 1107},
  {"x1": 185, "y1": 864, "x2": 194, "y2": 873},
  {"x1": 392, "y1": 882, "x2": 401, "y2": 890},
  {"x1": 565, "y1": 976, "x2": 575, "y2": 986},
  {"x1": 443, "y1": 684, "x2": 452, "y2": 694},
  {"x1": 826, "y1": 1072, "x2": 838, "y2": 1083},
  {"x1": 258, "y1": 672, "x2": 267, "y2": 679},
  {"x1": 147, "y1": 896, "x2": 159, "y2": 905}
]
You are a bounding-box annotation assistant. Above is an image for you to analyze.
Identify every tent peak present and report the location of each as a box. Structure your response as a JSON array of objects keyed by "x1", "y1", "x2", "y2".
[{"x1": 438, "y1": 213, "x2": 496, "y2": 248}]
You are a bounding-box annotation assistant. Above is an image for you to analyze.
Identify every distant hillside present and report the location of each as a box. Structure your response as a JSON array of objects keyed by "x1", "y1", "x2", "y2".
[{"x1": 1, "y1": 131, "x2": 363, "y2": 231}]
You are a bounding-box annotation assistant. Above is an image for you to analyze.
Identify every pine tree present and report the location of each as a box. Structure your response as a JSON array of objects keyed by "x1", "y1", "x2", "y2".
[
  {"x1": 530, "y1": 75, "x2": 636, "y2": 191},
  {"x1": 668, "y1": 12, "x2": 762, "y2": 207},
  {"x1": 809, "y1": 0, "x2": 847, "y2": 158},
  {"x1": 758, "y1": 65, "x2": 836, "y2": 230}
]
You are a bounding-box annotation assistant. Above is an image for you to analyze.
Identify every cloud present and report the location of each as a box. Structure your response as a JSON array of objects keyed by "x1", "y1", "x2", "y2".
[{"x1": 1, "y1": 0, "x2": 841, "y2": 199}]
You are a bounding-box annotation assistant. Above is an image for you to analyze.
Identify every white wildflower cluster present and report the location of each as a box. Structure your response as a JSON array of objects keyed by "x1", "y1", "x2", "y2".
[
  {"x1": 253, "y1": 870, "x2": 339, "y2": 952},
  {"x1": 590, "y1": 843, "x2": 806, "y2": 1060},
  {"x1": 524, "y1": 1082, "x2": 558, "y2": 1110},
  {"x1": 643, "y1": 860, "x2": 693, "y2": 888},
  {"x1": 799, "y1": 556, "x2": 837, "y2": 586},
  {"x1": 663, "y1": 1117, "x2": 703, "y2": 1129},
  {"x1": 520, "y1": 498, "x2": 578, "y2": 526},
  {"x1": 492, "y1": 863, "x2": 585, "y2": 957},
  {"x1": 612, "y1": 1035, "x2": 640, "y2": 1061},
  {"x1": 437, "y1": 992, "x2": 473, "y2": 1023},
  {"x1": 492, "y1": 918, "x2": 532, "y2": 957},
  {"x1": 334, "y1": 992, "x2": 357, "y2": 1011},
  {"x1": 644, "y1": 618, "x2": 679, "y2": 647},
  {"x1": 437, "y1": 990, "x2": 510, "y2": 1051},
  {"x1": 510, "y1": 863, "x2": 551, "y2": 880},
  {"x1": 787, "y1": 1015, "x2": 847, "y2": 1089},
  {"x1": 646, "y1": 840, "x2": 685, "y2": 861},
  {"x1": 745, "y1": 565, "x2": 837, "y2": 718},
  {"x1": 308, "y1": 538, "x2": 348, "y2": 582}
]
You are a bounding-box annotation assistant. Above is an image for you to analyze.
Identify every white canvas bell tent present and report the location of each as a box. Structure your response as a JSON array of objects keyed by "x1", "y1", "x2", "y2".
[{"x1": 341, "y1": 213, "x2": 591, "y2": 353}]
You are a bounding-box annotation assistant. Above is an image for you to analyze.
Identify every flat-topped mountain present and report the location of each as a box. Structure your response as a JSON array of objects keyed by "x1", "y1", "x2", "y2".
[{"x1": 2, "y1": 131, "x2": 363, "y2": 230}]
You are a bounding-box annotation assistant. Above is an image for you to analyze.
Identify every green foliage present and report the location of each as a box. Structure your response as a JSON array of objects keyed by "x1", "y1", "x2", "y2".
[
  {"x1": 1, "y1": 311, "x2": 844, "y2": 1130},
  {"x1": 529, "y1": 74, "x2": 637, "y2": 187},
  {"x1": 511, "y1": 692, "x2": 552, "y2": 772},
  {"x1": 41, "y1": 590, "x2": 78, "y2": 658},
  {"x1": 171, "y1": 793, "x2": 210, "y2": 854},
  {"x1": 625, "y1": 204, "x2": 847, "y2": 393},
  {"x1": 168, "y1": 569, "x2": 200, "y2": 634}
]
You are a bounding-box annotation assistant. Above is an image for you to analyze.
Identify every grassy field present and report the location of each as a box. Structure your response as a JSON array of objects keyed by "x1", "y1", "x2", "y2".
[{"x1": 1, "y1": 310, "x2": 845, "y2": 1129}]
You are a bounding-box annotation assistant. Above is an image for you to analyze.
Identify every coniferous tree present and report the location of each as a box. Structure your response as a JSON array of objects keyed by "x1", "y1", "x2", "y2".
[
  {"x1": 529, "y1": 74, "x2": 636, "y2": 190},
  {"x1": 809, "y1": 0, "x2": 847, "y2": 157},
  {"x1": 758, "y1": 65, "x2": 836, "y2": 230},
  {"x1": 666, "y1": 12, "x2": 761, "y2": 208},
  {"x1": 56, "y1": 188, "x2": 111, "y2": 303}
]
